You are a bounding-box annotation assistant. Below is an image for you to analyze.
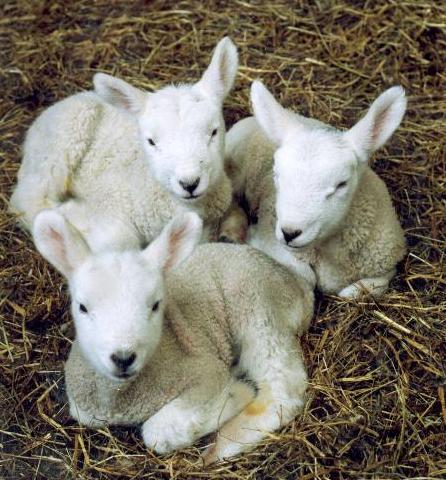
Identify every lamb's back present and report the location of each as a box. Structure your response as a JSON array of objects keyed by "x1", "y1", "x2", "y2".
[
  {"x1": 168, "y1": 243, "x2": 313, "y2": 345},
  {"x1": 11, "y1": 91, "x2": 177, "y2": 245}
]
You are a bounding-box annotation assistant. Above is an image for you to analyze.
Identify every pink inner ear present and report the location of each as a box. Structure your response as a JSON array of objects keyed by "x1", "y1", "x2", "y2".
[
  {"x1": 48, "y1": 226, "x2": 68, "y2": 270},
  {"x1": 371, "y1": 104, "x2": 392, "y2": 145},
  {"x1": 164, "y1": 224, "x2": 188, "y2": 272},
  {"x1": 109, "y1": 86, "x2": 131, "y2": 110}
]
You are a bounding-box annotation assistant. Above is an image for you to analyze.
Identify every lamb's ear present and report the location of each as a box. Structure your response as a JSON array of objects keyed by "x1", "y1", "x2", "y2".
[
  {"x1": 251, "y1": 81, "x2": 294, "y2": 146},
  {"x1": 196, "y1": 37, "x2": 238, "y2": 102},
  {"x1": 344, "y1": 86, "x2": 407, "y2": 158},
  {"x1": 93, "y1": 73, "x2": 147, "y2": 115},
  {"x1": 32, "y1": 210, "x2": 90, "y2": 278},
  {"x1": 142, "y1": 212, "x2": 203, "y2": 273}
]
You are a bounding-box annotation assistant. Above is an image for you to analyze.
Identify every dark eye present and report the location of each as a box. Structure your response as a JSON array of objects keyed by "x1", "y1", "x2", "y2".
[
  {"x1": 336, "y1": 180, "x2": 348, "y2": 189},
  {"x1": 148, "y1": 138, "x2": 156, "y2": 146},
  {"x1": 211, "y1": 128, "x2": 218, "y2": 137},
  {"x1": 152, "y1": 301, "x2": 161, "y2": 312},
  {"x1": 79, "y1": 304, "x2": 88, "y2": 314}
]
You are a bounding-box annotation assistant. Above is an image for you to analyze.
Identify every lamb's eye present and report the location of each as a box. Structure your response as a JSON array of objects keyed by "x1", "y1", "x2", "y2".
[
  {"x1": 211, "y1": 128, "x2": 218, "y2": 137},
  {"x1": 152, "y1": 301, "x2": 161, "y2": 312},
  {"x1": 148, "y1": 138, "x2": 156, "y2": 146},
  {"x1": 79, "y1": 304, "x2": 88, "y2": 314},
  {"x1": 336, "y1": 180, "x2": 348, "y2": 189}
]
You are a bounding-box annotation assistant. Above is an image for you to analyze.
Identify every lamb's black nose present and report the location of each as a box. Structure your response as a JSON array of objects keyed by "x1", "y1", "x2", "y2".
[
  {"x1": 179, "y1": 177, "x2": 200, "y2": 194},
  {"x1": 281, "y1": 228, "x2": 302, "y2": 243},
  {"x1": 111, "y1": 351, "x2": 136, "y2": 371}
]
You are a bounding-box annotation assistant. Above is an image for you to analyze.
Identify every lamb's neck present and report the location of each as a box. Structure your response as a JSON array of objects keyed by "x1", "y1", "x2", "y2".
[
  {"x1": 97, "y1": 324, "x2": 181, "y2": 395},
  {"x1": 180, "y1": 171, "x2": 232, "y2": 235}
]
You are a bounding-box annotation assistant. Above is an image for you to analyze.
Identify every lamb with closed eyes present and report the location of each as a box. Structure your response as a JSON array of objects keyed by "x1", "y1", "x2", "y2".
[{"x1": 225, "y1": 82, "x2": 407, "y2": 297}]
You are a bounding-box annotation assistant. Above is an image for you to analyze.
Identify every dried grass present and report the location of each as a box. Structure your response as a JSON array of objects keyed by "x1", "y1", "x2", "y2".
[{"x1": 1, "y1": 1, "x2": 445, "y2": 479}]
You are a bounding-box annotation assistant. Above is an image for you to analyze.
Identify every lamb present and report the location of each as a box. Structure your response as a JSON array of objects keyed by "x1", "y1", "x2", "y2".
[
  {"x1": 10, "y1": 37, "x2": 240, "y2": 252},
  {"x1": 32, "y1": 209, "x2": 314, "y2": 463},
  {"x1": 225, "y1": 82, "x2": 407, "y2": 297}
]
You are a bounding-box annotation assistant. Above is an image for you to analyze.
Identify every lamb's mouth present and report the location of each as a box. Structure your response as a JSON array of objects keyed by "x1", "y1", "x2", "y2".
[
  {"x1": 183, "y1": 193, "x2": 203, "y2": 201},
  {"x1": 283, "y1": 240, "x2": 313, "y2": 250},
  {"x1": 113, "y1": 371, "x2": 137, "y2": 381}
]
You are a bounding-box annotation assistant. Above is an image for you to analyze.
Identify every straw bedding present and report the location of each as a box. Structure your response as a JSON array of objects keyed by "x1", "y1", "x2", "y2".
[{"x1": 0, "y1": 1, "x2": 445, "y2": 478}]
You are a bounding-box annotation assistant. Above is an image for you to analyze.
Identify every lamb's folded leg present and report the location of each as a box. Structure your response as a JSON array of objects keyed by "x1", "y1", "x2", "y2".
[
  {"x1": 337, "y1": 269, "x2": 396, "y2": 298},
  {"x1": 202, "y1": 332, "x2": 307, "y2": 464},
  {"x1": 68, "y1": 396, "x2": 107, "y2": 428},
  {"x1": 218, "y1": 202, "x2": 248, "y2": 243},
  {"x1": 141, "y1": 368, "x2": 256, "y2": 455}
]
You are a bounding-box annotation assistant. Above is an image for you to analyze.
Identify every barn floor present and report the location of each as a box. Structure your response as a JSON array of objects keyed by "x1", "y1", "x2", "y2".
[{"x1": 1, "y1": 1, "x2": 445, "y2": 479}]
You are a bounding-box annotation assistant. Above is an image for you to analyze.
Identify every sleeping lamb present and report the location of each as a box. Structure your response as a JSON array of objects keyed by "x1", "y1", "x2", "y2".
[{"x1": 225, "y1": 82, "x2": 407, "y2": 297}]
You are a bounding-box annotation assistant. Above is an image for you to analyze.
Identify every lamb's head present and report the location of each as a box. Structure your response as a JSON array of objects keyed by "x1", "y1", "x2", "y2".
[
  {"x1": 251, "y1": 81, "x2": 406, "y2": 248},
  {"x1": 94, "y1": 37, "x2": 238, "y2": 202},
  {"x1": 33, "y1": 210, "x2": 202, "y2": 382}
]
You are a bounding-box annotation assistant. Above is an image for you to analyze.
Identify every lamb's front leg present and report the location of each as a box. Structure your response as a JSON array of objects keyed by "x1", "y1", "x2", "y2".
[
  {"x1": 141, "y1": 371, "x2": 256, "y2": 454},
  {"x1": 68, "y1": 393, "x2": 107, "y2": 428},
  {"x1": 337, "y1": 269, "x2": 396, "y2": 298},
  {"x1": 218, "y1": 201, "x2": 249, "y2": 243}
]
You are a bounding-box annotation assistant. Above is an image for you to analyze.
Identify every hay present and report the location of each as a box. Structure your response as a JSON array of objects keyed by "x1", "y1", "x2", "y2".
[{"x1": 1, "y1": 0, "x2": 445, "y2": 478}]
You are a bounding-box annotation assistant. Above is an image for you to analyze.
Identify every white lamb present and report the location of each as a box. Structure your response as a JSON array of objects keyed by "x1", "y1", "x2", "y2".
[
  {"x1": 32, "y1": 210, "x2": 314, "y2": 463},
  {"x1": 226, "y1": 82, "x2": 407, "y2": 297},
  {"x1": 10, "y1": 37, "x2": 239, "y2": 251}
]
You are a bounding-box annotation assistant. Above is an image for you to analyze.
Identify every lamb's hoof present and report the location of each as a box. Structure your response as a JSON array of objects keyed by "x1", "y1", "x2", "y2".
[
  {"x1": 201, "y1": 438, "x2": 220, "y2": 466},
  {"x1": 218, "y1": 235, "x2": 235, "y2": 244},
  {"x1": 218, "y1": 228, "x2": 247, "y2": 244},
  {"x1": 337, "y1": 284, "x2": 363, "y2": 298}
]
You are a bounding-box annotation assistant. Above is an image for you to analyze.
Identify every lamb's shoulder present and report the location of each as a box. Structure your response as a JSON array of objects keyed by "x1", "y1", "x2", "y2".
[
  {"x1": 214, "y1": 243, "x2": 313, "y2": 334},
  {"x1": 342, "y1": 168, "x2": 405, "y2": 274},
  {"x1": 355, "y1": 168, "x2": 406, "y2": 273},
  {"x1": 316, "y1": 167, "x2": 406, "y2": 291},
  {"x1": 226, "y1": 118, "x2": 276, "y2": 212},
  {"x1": 166, "y1": 253, "x2": 235, "y2": 366}
]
